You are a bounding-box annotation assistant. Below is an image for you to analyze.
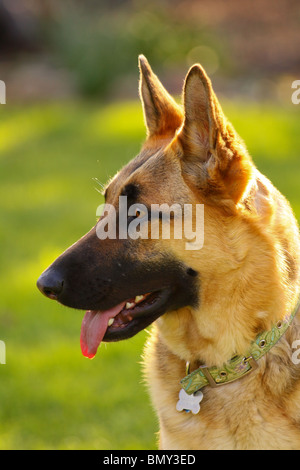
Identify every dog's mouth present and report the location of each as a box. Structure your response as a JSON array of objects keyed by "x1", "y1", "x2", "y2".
[{"x1": 80, "y1": 288, "x2": 172, "y2": 359}]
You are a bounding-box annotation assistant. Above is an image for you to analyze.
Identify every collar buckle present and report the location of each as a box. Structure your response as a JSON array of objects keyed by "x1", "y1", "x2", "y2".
[
  {"x1": 242, "y1": 355, "x2": 258, "y2": 374},
  {"x1": 200, "y1": 355, "x2": 258, "y2": 389}
]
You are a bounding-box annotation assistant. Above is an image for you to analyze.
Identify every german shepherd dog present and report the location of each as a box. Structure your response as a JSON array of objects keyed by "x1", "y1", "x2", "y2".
[{"x1": 37, "y1": 56, "x2": 300, "y2": 450}]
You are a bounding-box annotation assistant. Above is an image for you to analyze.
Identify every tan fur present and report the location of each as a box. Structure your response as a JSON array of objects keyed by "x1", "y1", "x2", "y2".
[{"x1": 113, "y1": 57, "x2": 300, "y2": 449}]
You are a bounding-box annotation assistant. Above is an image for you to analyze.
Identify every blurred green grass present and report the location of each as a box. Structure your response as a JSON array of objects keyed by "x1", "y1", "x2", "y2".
[{"x1": 0, "y1": 98, "x2": 299, "y2": 449}]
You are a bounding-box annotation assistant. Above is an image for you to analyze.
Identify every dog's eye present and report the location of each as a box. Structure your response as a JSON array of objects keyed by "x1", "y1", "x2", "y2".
[
  {"x1": 127, "y1": 204, "x2": 149, "y2": 222},
  {"x1": 135, "y1": 208, "x2": 147, "y2": 218}
]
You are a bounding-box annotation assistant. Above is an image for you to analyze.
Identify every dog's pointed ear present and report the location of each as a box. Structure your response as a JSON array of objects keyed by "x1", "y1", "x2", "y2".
[
  {"x1": 138, "y1": 55, "x2": 183, "y2": 138},
  {"x1": 176, "y1": 64, "x2": 253, "y2": 210}
]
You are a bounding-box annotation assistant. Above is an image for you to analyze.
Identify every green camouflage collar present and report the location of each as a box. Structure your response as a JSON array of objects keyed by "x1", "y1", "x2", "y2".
[{"x1": 180, "y1": 297, "x2": 300, "y2": 395}]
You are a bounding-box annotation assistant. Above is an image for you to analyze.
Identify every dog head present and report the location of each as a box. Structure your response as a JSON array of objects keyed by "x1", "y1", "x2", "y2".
[{"x1": 37, "y1": 56, "x2": 300, "y2": 365}]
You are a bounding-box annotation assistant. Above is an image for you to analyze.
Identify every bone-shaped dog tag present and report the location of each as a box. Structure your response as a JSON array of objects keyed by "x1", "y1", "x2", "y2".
[{"x1": 176, "y1": 388, "x2": 203, "y2": 414}]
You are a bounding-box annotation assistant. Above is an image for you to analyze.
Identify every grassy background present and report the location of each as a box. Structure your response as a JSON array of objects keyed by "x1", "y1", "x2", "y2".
[{"x1": 0, "y1": 98, "x2": 299, "y2": 449}]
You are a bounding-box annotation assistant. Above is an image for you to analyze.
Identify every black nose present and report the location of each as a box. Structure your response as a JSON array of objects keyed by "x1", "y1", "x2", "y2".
[{"x1": 37, "y1": 268, "x2": 64, "y2": 300}]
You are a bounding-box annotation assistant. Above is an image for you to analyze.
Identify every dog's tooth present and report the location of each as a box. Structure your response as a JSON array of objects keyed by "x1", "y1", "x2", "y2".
[
  {"x1": 108, "y1": 318, "x2": 115, "y2": 326},
  {"x1": 135, "y1": 295, "x2": 145, "y2": 303},
  {"x1": 126, "y1": 302, "x2": 135, "y2": 309}
]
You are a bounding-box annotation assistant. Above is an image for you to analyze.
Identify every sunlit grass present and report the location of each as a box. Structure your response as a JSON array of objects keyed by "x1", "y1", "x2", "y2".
[{"x1": 0, "y1": 98, "x2": 299, "y2": 449}]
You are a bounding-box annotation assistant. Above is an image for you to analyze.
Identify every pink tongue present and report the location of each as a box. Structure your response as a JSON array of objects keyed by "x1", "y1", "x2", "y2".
[{"x1": 80, "y1": 302, "x2": 125, "y2": 359}]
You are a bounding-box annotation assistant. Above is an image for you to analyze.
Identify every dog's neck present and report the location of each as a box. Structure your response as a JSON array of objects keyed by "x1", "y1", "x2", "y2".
[
  {"x1": 179, "y1": 294, "x2": 300, "y2": 395},
  {"x1": 156, "y1": 279, "x2": 298, "y2": 368},
  {"x1": 157, "y1": 261, "x2": 300, "y2": 369}
]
